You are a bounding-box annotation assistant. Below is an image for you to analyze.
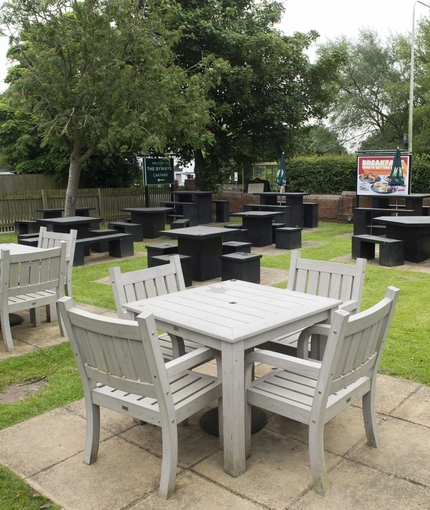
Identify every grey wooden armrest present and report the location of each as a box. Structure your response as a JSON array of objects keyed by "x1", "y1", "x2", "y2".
[
  {"x1": 245, "y1": 349, "x2": 321, "y2": 383},
  {"x1": 296, "y1": 323, "x2": 331, "y2": 358},
  {"x1": 165, "y1": 347, "x2": 218, "y2": 377},
  {"x1": 339, "y1": 299, "x2": 359, "y2": 313}
]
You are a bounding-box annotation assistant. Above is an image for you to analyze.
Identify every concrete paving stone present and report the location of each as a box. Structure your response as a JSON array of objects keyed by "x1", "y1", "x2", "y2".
[
  {"x1": 265, "y1": 405, "x2": 381, "y2": 457},
  {"x1": 392, "y1": 384, "x2": 430, "y2": 427},
  {"x1": 30, "y1": 435, "x2": 170, "y2": 510},
  {"x1": 352, "y1": 374, "x2": 421, "y2": 416},
  {"x1": 289, "y1": 458, "x2": 430, "y2": 510},
  {"x1": 65, "y1": 399, "x2": 141, "y2": 436},
  {"x1": 0, "y1": 407, "x2": 111, "y2": 477},
  {"x1": 128, "y1": 471, "x2": 263, "y2": 510},
  {"x1": 348, "y1": 417, "x2": 430, "y2": 487},
  {"x1": 192, "y1": 428, "x2": 340, "y2": 510},
  {"x1": 120, "y1": 408, "x2": 221, "y2": 469}
]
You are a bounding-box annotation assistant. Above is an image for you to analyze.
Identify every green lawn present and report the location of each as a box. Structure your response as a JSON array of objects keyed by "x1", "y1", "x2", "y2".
[{"x1": 1, "y1": 222, "x2": 430, "y2": 508}]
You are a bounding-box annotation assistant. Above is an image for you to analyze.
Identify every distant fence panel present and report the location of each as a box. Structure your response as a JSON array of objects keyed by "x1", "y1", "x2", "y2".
[{"x1": 0, "y1": 186, "x2": 172, "y2": 231}]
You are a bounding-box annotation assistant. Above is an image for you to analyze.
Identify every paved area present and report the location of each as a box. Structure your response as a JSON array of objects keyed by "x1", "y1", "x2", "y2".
[{"x1": 1, "y1": 236, "x2": 430, "y2": 509}]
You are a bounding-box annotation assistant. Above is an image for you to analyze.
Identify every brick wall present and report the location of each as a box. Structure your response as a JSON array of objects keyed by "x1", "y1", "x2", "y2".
[{"x1": 207, "y1": 188, "x2": 430, "y2": 223}]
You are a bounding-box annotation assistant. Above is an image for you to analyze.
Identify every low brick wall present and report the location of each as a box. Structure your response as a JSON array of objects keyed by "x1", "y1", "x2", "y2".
[
  {"x1": 211, "y1": 191, "x2": 356, "y2": 223},
  {"x1": 209, "y1": 189, "x2": 430, "y2": 223}
]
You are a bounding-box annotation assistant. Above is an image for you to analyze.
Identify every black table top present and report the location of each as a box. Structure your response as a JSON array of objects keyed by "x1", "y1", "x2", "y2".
[
  {"x1": 160, "y1": 225, "x2": 226, "y2": 239},
  {"x1": 122, "y1": 207, "x2": 174, "y2": 213},
  {"x1": 373, "y1": 216, "x2": 430, "y2": 226},
  {"x1": 39, "y1": 216, "x2": 101, "y2": 224}
]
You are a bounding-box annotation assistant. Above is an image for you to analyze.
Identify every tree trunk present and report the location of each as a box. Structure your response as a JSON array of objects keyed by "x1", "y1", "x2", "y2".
[
  {"x1": 194, "y1": 149, "x2": 205, "y2": 191},
  {"x1": 64, "y1": 155, "x2": 83, "y2": 216},
  {"x1": 64, "y1": 132, "x2": 98, "y2": 216}
]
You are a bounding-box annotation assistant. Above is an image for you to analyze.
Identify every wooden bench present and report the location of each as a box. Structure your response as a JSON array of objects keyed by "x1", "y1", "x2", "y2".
[
  {"x1": 146, "y1": 243, "x2": 178, "y2": 263},
  {"x1": 272, "y1": 222, "x2": 286, "y2": 243},
  {"x1": 222, "y1": 227, "x2": 249, "y2": 242},
  {"x1": 171, "y1": 218, "x2": 190, "y2": 229},
  {"x1": 88, "y1": 228, "x2": 118, "y2": 252},
  {"x1": 243, "y1": 204, "x2": 291, "y2": 224},
  {"x1": 150, "y1": 254, "x2": 193, "y2": 287},
  {"x1": 275, "y1": 227, "x2": 302, "y2": 250},
  {"x1": 73, "y1": 233, "x2": 134, "y2": 266},
  {"x1": 17, "y1": 234, "x2": 39, "y2": 247},
  {"x1": 222, "y1": 241, "x2": 252, "y2": 254},
  {"x1": 221, "y1": 252, "x2": 262, "y2": 283},
  {"x1": 352, "y1": 234, "x2": 404, "y2": 266},
  {"x1": 107, "y1": 221, "x2": 143, "y2": 242},
  {"x1": 212, "y1": 200, "x2": 230, "y2": 222},
  {"x1": 303, "y1": 202, "x2": 318, "y2": 228},
  {"x1": 161, "y1": 201, "x2": 199, "y2": 226},
  {"x1": 15, "y1": 220, "x2": 39, "y2": 235}
]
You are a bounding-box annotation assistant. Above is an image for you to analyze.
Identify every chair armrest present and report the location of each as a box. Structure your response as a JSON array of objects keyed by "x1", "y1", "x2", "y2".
[
  {"x1": 296, "y1": 323, "x2": 331, "y2": 358},
  {"x1": 339, "y1": 299, "x2": 359, "y2": 313},
  {"x1": 245, "y1": 349, "x2": 321, "y2": 382},
  {"x1": 165, "y1": 347, "x2": 217, "y2": 378}
]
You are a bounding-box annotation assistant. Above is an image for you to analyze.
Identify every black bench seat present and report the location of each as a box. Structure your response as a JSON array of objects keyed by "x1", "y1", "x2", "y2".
[
  {"x1": 352, "y1": 234, "x2": 404, "y2": 267},
  {"x1": 73, "y1": 233, "x2": 134, "y2": 266}
]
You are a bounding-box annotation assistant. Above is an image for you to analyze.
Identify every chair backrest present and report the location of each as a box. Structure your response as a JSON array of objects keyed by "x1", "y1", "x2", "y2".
[
  {"x1": 38, "y1": 226, "x2": 77, "y2": 295},
  {"x1": 58, "y1": 296, "x2": 175, "y2": 421},
  {"x1": 1, "y1": 243, "x2": 66, "y2": 305},
  {"x1": 287, "y1": 250, "x2": 367, "y2": 312},
  {"x1": 109, "y1": 254, "x2": 186, "y2": 319},
  {"x1": 310, "y1": 286, "x2": 399, "y2": 411}
]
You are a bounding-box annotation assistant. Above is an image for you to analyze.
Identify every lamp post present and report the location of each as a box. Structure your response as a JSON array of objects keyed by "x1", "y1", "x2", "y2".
[{"x1": 408, "y1": 0, "x2": 430, "y2": 153}]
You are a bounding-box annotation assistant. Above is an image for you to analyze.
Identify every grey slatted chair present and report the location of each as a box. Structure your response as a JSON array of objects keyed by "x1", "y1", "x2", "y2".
[
  {"x1": 38, "y1": 226, "x2": 77, "y2": 297},
  {"x1": 58, "y1": 296, "x2": 222, "y2": 499},
  {"x1": 109, "y1": 255, "x2": 200, "y2": 359},
  {"x1": 0, "y1": 243, "x2": 66, "y2": 351},
  {"x1": 245, "y1": 286, "x2": 399, "y2": 495},
  {"x1": 258, "y1": 250, "x2": 367, "y2": 358}
]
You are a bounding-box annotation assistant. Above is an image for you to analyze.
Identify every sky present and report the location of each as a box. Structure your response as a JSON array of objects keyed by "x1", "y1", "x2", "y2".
[{"x1": 0, "y1": 0, "x2": 429, "y2": 91}]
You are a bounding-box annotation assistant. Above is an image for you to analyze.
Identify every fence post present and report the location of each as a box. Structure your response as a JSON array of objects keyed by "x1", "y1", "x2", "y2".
[
  {"x1": 41, "y1": 189, "x2": 47, "y2": 209},
  {"x1": 97, "y1": 188, "x2": 103, "y2": 219}
]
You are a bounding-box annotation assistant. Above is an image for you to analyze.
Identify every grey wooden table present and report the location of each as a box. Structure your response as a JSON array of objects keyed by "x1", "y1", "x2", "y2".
[{"x1": 123, "y1": 279, "x2": 341, "y2": 478}]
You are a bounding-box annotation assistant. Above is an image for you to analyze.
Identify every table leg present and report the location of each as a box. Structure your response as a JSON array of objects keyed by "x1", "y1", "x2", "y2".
[{"x1": 221, "y1": 341, "x2": 246, "y2": 477}]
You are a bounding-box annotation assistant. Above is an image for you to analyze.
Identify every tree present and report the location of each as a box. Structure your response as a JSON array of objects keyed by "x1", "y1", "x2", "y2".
[
  {"x1": 0, "y1": 0, "x2": 212, "y2": 214},
  {"x1": 317, "y1": 29, "x2": 410, "y2": 151},
  {"x1": 169, "y1": 0, "x2": 344, "y2": 188}
]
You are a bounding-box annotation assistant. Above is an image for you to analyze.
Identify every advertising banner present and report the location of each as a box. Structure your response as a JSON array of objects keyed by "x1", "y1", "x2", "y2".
[{"x1": 357, "y1": 154, "x2": 411, "y2": 197}]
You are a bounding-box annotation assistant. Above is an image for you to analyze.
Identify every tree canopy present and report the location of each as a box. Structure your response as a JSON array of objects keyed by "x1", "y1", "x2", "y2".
[
  {"x1": 317, "y1": 29, "x2": 410, "y2": 152},
  {"x1": 0, "y1": 0, "x2": 212, "y2": 213},
  {"x1": 169, "y1": 0, "x2": 345, "y2": 187}
]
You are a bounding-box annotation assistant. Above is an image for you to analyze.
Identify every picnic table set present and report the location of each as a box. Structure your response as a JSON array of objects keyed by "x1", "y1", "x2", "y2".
[{"x1": 1, "y1": 186, "x2": 418, "y2": 500}]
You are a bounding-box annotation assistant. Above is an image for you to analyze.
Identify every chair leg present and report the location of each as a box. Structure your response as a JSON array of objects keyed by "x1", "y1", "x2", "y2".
[
  {"x1": 46, "y1": 302, "x2": 58, "y2": 322},
  {"x1": 309, "y1": 421, "x2": 330, "y2": 496},
  {"x1": 362, "y1": 390, "x2": 379, "y2": 447},
  {"x1": 83, "y1": 401, "x2": 101, "y2": 465},
  {"x1": 30, "y1": 308, "x2": 41, "y2": 327},
  {"x1": 0, "y1": 312, "x2": 14, "y2": 352},
  {"x1": 158, "y1": 422, "x2": 178, "y2": 499}
]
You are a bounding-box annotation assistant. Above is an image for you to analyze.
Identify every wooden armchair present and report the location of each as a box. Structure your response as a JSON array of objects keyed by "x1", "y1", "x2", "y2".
[
  {"x1": 258, "y1": 250, "x2": 367, "y2": 358},
  {"x1": 0, "y1": 243, "x2": 67, "y2": 351},
  {"x1": 245, "y1": 286, "x2": 399, "y2": 495},
  {"x1": 58, "y1": 296, "x2": 222, "y2": 499},
  {"x1": 109, "y1": 255, "x2": 200, "y2": 360},
  {"x1": 38, "y1": 226, "x2": 77, "y2": 297}
]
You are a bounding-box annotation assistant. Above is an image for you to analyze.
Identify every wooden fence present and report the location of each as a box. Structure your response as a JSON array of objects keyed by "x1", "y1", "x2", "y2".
[{"x1": 0, "y1": 186, "x2": 172, "y2": 232}]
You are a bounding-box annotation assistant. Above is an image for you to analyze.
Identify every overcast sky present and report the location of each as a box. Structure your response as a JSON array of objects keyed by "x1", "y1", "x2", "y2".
[
  {"x1": 0, "y1": 0, "x2": 429, "y2": 91},
  {"x1": 279, "y1": 0, "x2": 426, "y2": 41}
]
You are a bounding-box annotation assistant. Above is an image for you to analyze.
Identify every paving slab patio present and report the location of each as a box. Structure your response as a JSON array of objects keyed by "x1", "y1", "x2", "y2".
[{"x1": 1, "y1": 232, "x2": 430, "y2": 509}]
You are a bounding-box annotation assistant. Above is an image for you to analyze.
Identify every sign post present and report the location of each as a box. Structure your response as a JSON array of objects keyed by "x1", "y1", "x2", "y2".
[{"x1": 142, "y1": 157, "x2": 174, "y2": 206}]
